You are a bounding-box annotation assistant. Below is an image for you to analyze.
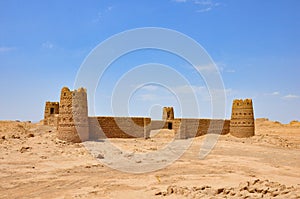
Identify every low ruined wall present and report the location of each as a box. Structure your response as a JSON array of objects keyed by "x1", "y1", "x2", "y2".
[
  {"x1": 150, "y1": 120, "x2": 169, "y2": 130},
  {"x1": 172, "y1": 119, "x2": 182, "y2": 132},
  {"x1": 44, "y1": 114, "x2": 59, "y2": 127},
  {"x1": 89, "y1": 116, "x2": 151, "y2": 139},
  {"x1": 175, "y1": 119, "x2": 230, "y2": 139}
]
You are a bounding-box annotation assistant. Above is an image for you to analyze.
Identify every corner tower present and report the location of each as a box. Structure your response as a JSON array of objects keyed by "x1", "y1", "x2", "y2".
[
  {"x1": 57, "y1": 87, "x2": 89, "y2": 142},
  {"x1": 162, "y1": 107, "x2": 174, "y2": 121},
  {"x1": 43, "y1": 101, "x2": 59, "y2": 125},
  {"x1": 230, "y1": 99, "x2": 255, "y2": 138}
]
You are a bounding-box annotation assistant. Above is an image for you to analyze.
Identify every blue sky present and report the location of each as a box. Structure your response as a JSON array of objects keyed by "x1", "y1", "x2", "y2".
[{"x1": 0, "y1": 0, "x2": 299, "y2": 123}]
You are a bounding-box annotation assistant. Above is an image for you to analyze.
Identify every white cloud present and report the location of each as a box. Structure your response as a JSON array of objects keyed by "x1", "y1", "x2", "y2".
[
  {"x1": 0, "y1": 47, "x2": 15, "y2": 52},
  {"x1": 225, "y1": 69, "x2": 235, "y2": 73},
  {"x1": 197, "y1": 7, "x2": 212, "y2": 13},
  {"x1": 196, "y1": 63, "x2": 215, "y2": 72},
  {"x1": 42, "y1": 41, "x2": 54, "y2": 49},
  {"x1": 195, "y1": 62, "x2": 234, "y2": 73},
  {"x1": 173, "y1": 0, "x2": 222, "y2": 12},
  {"x1": 174, "y1": 85, "x2": 206, "y2": 94},
  {"x1": 173, "y1": 85, "x2": 232, "y2": 101},
  {"x1": 283, "y1": 94, "x2": 300, "y2": 100},
  {"x1": 271, "y1": 91, "x2": 280, "y2": 95},
  {"x1": 107, "y1": 6, "x2": 113, "y2": 11},
  {"x1": 141, "y1": 85, "x2": 158, "y2": 91},
  {"x1": 264, "y1": 91, "x2": 280, "y2": 96},
  {"x1": 92, "y1": 6, "x2": 114, "y2": 23},
  {"x1": 137, "y1": 94, "x2": 158, "y2": 101}
]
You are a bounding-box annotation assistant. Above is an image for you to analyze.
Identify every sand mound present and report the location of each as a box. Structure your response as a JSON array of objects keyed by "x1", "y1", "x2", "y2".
[{"x1": 289, "y1": 120, "x2": 300, "y2": 126}]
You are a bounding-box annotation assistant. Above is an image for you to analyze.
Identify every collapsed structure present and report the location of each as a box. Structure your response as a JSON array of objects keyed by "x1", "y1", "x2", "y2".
[{"x1": 43, "y1": 87, "x2": 255, "y2": 143}]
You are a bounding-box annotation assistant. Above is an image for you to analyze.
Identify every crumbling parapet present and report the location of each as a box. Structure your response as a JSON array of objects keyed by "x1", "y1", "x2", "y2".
[
  {"x1": 162, "y1": 107, "x2": 174, "y2": 121},
  {"x1": 230, "y1": 99, "x2": 255, "y2": 138},
  {"x1": 57, "y1": 87, "x2": 89, "y2": 143}
]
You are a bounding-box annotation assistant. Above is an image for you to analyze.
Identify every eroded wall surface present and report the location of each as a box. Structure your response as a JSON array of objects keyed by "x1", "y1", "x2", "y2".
[
  {"x1": 175, "y1": 119, "x2": 230, "y2": 139},
  {"x1": 89, "y1": 117, "x2": 151, "y2": 139},
  {"x1": 57, "y1": 87, "x2": 89, "y2": 143},
  {"x1": 43, "y1": 102, "x2": 59, "y2": 126}
]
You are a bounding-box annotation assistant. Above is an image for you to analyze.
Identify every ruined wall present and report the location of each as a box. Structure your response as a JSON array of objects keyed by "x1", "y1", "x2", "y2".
[
  {"x1": 162, "y1": 107, "x2": 174, "y2": 121},
  {"x1": 89, "y1": 116, "x2": 151, "y2": 139},
  {"x1": 57, "y1": 87, "x2": 89, "y2": 143},
  {"x1": 150, "y1": 120, "x2": 170, "y2": 130},
  {"x1": 230, "y1": 99, "x2": 255, "y2": 138},
  {"x1": 175, "y1": 119, "x2": 230, "y2": 139},
  {"x1": 44, "y1": 114, "x2": 59, "y2": 127},
  {"x1": 43, "y1": 101, "x2": 59, "y2": 126},
  {"x1": 46, "y1": 88, "x2": 255, "y2": 141}
]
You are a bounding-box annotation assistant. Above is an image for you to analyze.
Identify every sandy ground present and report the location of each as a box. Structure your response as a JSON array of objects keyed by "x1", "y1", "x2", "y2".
[{"x1": 0, "y1": 119, "x2": 299, "y2": 198}]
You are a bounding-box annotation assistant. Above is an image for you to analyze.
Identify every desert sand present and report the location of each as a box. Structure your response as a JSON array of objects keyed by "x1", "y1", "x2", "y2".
[{"x1": 0, "y1": 119, "x2": 299, "y2": 198}]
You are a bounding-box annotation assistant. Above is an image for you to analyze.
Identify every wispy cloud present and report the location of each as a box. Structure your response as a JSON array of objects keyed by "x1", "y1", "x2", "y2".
[
  {"x1": 264, "y1": 92, "x2": 300, "y2": 100},
  {"x1": 174, "y1": 85, "x2": 206, "y2": 94},
  {"x1": 173, "y1": 85, "x2": 232, "y2": 101},
  {"x1": 197, "y1": 7, "x2": 212, "y2": 13},
  {"x1": 195, "y1": 62, "x2": 234, "y2": 73},
  {"x1": 196, "y1": 64, "x2": 217, "y2": 72},
  {"x1": 137, "y1": 94, "x2": 159, "y2": 101},
  {"x1": 172, "y1": 0, "x2": 222, "y2": 13},
  {"x1": 42, "y1": 41, "x2": 54, "y2": 49},
  {"x1": 135, "y1": 84, "x2": 233, "y2": 105},
  {"x1": 141, "y1": 85, "x2": 158, "y2": 91},
  {"x1": 265, "y1": 91, "x2": 280, "y2": 96},
  {"x1": 195, "y1": 62, "x2": 226, "y2": 73},
  {"x1": 107, "y1": 6, "x2": 113, "y2": 11},
  {"x1": 225, "y1": 69, "x2": 235, "y2": 73},
  {"x1": 0, "y1": 47, "x2": 16, "y2": 52},
  {"x1": 283, "y1": 94, "x2": 300, "y2": 100},
  {"x1": 271, "y1": 91, "x2": 280, "y2": 95},
  {"x1": 195, "y1": 0, "x2": 221, "y2": 12},
  {"x1": 92, "y1": 6, "x2": 114, "y2": 23},
  {"x1": 216, "y1": 62, "x2": 236, "y2": 73}
]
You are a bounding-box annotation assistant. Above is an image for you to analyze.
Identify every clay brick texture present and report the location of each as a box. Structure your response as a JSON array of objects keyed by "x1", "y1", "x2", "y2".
[
  {"x1": 175, "y1": 119, "x2": 230, "y2": 139},
  {"x1": 89, "y1": 117, "x2": 151, "y2": 139},
  {"x1": 230, "y1": 99, "x2": 255, "y2": 138},
  {"x1": 43, "y1": 102, "x2": 59, "y2": 126}
]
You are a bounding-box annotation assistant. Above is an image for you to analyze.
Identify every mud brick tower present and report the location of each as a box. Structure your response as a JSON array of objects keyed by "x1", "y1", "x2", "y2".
[
  {"x1": 57, "y1": 87, "x2": 89, "y2": 142},
  {"x1": 230, "y1": 99, "x2": 255, "y2": 138},
  {"x1": 162, "y1": 107, "x2": 174, "y2": 121},
  {"x1": 162, "y1": 107, "x2": 175, "y2": 130},
  {"x1": 43, "y1": 102, "x2": 59, "y2": 125}
]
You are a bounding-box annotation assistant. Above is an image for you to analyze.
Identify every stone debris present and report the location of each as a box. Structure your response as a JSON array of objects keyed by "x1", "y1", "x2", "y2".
[
  {"x1": 20, "y1": 146, "x2": 32, "y2": 153},
  {"x1": 96, "y1": 154, "x2": 104, "y2": 159},
  {"x1": 155, "y1": 179, "x2": 300, "y2": 198}
]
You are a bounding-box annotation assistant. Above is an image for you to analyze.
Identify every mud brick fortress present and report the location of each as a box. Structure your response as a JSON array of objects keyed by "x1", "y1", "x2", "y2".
[{"x1": 43, "y1": 87, "x2": 255, "y2": 143}]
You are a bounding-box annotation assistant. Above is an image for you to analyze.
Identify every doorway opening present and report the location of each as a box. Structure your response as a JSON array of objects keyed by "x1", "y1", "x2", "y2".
[{"x1": 168, "y1": 122, "x2": 172, "y2": 130}]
